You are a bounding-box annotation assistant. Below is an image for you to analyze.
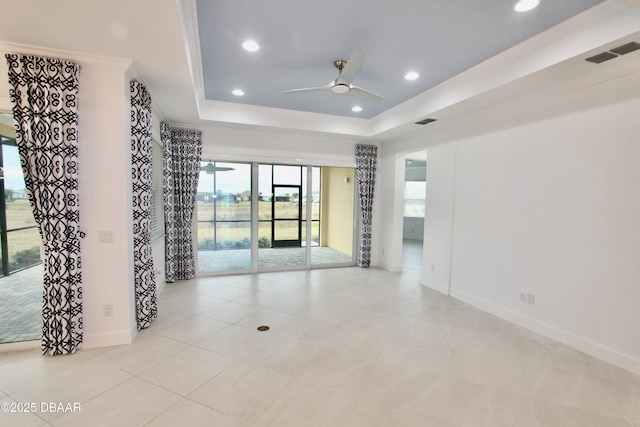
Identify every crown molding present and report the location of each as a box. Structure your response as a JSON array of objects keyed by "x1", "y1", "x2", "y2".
[{"x1": 0, "y1": 41, "x2": 132, "y2": 73}]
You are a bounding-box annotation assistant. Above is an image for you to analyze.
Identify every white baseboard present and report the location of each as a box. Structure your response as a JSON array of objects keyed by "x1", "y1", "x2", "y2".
[
  {"x1": 1, "y1": 328, "x2": 137, "y2": 354},
  {"x1": 0, "y1": 340, "x2": 39, "y2": 353},
  {"x1": 450, "y1": 288, "x2": 640, "y2": 377},
  {"x1": 379, "y1": 261, "x2": 403, "y2": 272},
  {"x1": 421, "y1": 277, "x2": 449, "y2": 295},
  {"x1": 83, "y1": 327, "x2": 136, "y2": 349}
]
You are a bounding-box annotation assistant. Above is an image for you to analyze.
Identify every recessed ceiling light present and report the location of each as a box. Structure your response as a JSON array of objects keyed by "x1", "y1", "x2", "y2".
[
  {"x1": 352, "y1": 106, "x2": 362, "y2": 112},
  {"x1": 232, "y1": 89, "x2": 244, "y2": 96},
  {"x1": 514, "y1": 0, "x2": 539, "y2": 12},
  {"x1": 242, "y1": 40, "x2": 260, "y2": 52},
  {"x1": 404, "y1": 71, "x2": 420, "y2": 81}
]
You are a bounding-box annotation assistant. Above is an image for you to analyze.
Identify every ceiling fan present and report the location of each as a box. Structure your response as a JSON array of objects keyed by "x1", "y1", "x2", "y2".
[
  {"x1": 200, "y1": 162, "x2": 234, "y2": 174},
  {"x1": 282, "y1": 49, "x2": 383, "y2": 102}
]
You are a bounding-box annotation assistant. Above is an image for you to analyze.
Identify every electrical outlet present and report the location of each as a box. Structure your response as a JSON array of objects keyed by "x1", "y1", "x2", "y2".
[
  {"x1": 98, "y1": 231, "x2": 114, "y2": 244},
  {"x1": 526, "y1": 293, "x2": 535, "y2": 305},
  {"x1": 103, "y1": 304, "x2": 113, "y2": 317},
  {"x1": 519, "y1": 292, "x2": 536, "y2": 305}
]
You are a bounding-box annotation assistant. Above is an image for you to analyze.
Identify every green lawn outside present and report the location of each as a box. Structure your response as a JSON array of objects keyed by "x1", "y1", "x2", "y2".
[
  {"x1": 3, "y1": 198, "x2": 41, "y2": 272},
  {"x1": 197, "y1": 200, "x2": 320, "y2": 249}
]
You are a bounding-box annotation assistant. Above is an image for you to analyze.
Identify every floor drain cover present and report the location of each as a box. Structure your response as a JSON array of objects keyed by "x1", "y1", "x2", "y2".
[{"x1": 257, "y1": 325, "x2": 270, "y2": 332}]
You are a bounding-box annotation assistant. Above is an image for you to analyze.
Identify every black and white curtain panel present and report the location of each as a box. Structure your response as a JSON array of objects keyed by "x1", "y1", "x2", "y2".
[
  {"x1": 6, "y1": 53, "x2": 83, "y2": 355},
  {"x1": 161, "y1": 122, "x2": 202, "y2": 282},
  {"x1": 130, "y1": 81, "x2": 157, "y2": 330},
  {"x1": 355, "y1": 144, "x2": 378, "y2": 267}
]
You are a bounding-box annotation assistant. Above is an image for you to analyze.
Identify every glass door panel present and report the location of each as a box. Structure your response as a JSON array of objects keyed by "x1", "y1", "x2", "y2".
[
  {"x1": 312, "y1": 166, "x2": 355, "y2": 266},
  {"x1": 198, "y1": 162, "x2": 356, "y2": 272},
  {"x1": 197, "y1": 161, "x2": 252, "y2": 273},
  {"x1": 272, "y1": 185, "x2": 301, "y2": 248},
  {"x1": 0, "y1": 116, "x2": 43, "y2": 343}
]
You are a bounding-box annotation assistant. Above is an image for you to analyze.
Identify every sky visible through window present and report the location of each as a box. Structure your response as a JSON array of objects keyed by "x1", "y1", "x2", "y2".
[
  {"x1": 198, "y1": 162, "x2": 320, "y2": 197},
  {"x1": 1, "y1": 145, "x2": 25, "y2": 191}
]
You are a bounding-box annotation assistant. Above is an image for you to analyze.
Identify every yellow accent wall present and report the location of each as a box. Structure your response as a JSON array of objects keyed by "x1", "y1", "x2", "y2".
[{"x1": 320, "y1": 167, "x2": 354, "y2": 256}]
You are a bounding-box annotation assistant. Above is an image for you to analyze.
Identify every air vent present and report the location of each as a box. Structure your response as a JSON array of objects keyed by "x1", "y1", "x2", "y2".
[
  {"x1": 585, "y1": 41, "x2": 640, "y2": 64},
  {"x1": 415, "y1": 118, "x2": 437, "y2": 125},
  {"x1": 610, "y1": 41, "x2": 640, "y2": 56},
  {"x1": 585, "y1": 52, "x2": 617, "y2": 64}
]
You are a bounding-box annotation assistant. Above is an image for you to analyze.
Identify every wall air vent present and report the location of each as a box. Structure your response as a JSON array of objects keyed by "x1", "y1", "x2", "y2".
[
  {"x1": 610, "y1": 41, "x2": 640, "y2": 56},
  {"x1": 415, "y1": 118, "x2": 437, "y2": 125},
  {"x1": 585, "y1": 52, "x2": 617, "y2": 64}
]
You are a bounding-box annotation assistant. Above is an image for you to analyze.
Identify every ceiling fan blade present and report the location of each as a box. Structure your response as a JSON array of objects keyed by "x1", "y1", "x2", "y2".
[
  {"x1": 282, "y1": 83, "x2": 333, "y2": 94},
  {"x1": 347, "y1": 85, "x2": 383, "y2": 102},
  {"x1": 336, "y1": 49, "x2": 365, "y2": 86}
]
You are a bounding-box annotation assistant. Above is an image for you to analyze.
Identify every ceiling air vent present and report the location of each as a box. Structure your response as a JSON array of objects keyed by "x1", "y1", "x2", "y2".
[
  {"x1": 585, "y1": 52, "x2": 617, "y2": 64},
  {"x1": 415, "y1": 118, "x2": 437, "y2": 125},
  {"x1": 585, "y1": 41, "x2": 640, "y2": 64},
  {"x1": 610, "y1": 41, "x2": 640, "y2": 56}
]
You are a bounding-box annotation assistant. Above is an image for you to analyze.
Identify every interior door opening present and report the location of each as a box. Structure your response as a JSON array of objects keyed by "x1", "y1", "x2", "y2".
[{"x1": 402, "y1": 151, "x2": 427, "y2": 272}]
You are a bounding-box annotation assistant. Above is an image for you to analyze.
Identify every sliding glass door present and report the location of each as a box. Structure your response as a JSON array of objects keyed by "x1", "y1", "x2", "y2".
[
  {"x1": 312, "y1": 166, "x2": 355, "y2": 266},
  {"x1": 258, "y1": 164, "x2": 306, "y2": 269},
  {"x1": 197, "y1": 161, "x2": 252, "y2": 273},
  {"x1": 0, "y1": 113, "x2": 43, "y2": 344},
  {"x1": 197, "y1": 161, "x2": 356, "y2": 275}
]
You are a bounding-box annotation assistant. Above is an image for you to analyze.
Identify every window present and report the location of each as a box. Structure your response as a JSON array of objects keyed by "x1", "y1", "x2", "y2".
[
  {"x1": 0, "y1": 118, "x2": 41, "y2": 275},
  {"x1": 197, "y1": 161, "x2": 355, "y2": 274},
  {"x1": 404, "y1": 181, "x2": 426, "y2": 217},
  {"x1": 197, "y1": 161, "x2": 253, "y2": 273},
  {"x1": 149, "y1": 139, "x2": 164, "y2": 241}
]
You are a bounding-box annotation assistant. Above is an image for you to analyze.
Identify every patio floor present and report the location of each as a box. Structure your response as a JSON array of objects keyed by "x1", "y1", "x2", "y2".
[
  {"x1": 0, "y1": 264, "x2": 43, "y2": 344},
  {"x1": 198, "y1": 246, "x2": 354, "y2": 273}
]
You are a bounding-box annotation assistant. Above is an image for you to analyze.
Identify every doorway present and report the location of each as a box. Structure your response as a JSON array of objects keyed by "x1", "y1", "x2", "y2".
[
  {"x1": 272, "y1": 185, "x2": 302, "y2": 248},
  {"x1": 402, "y1": 151, "x2": 427, "y2": 272}
]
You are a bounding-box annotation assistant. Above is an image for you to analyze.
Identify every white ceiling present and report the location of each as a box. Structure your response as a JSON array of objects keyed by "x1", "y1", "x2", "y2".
[{"x1": 1, "y1": 0, "x2": 640, "y2": 141}]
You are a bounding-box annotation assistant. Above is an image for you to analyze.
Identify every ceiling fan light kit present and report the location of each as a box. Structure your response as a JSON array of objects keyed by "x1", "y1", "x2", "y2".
[{"x1": 331, "y1": 84, "x2": 350, "y2": 94}]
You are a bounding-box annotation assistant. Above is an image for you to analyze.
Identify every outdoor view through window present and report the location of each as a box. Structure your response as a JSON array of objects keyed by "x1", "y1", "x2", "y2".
[
  {"x1": 0, "y1": 112, "x2": 42, "y2": 345},
  {"x1": 197, "y1": 161, "x2": 354, "y2": 273}
]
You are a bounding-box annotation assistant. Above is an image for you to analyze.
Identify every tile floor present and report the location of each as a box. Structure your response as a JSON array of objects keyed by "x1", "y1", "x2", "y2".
[{"x1": 1, "y1": 242, "x2": 639, "y2": 426}]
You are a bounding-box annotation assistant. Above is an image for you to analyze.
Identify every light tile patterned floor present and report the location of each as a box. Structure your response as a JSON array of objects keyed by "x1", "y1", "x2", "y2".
[{"x1": 0, "y1": 242, "x2": 639, "y2": 426}]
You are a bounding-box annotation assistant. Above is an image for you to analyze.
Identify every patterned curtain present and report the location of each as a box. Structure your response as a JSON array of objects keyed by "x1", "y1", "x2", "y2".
[
  {"x1": 5, "y1": 53, "x2": 83, "y2": 355},
  {"x1": 130, "y1": 81, "x2": 157, "y2": 330},
  {"x1": 161, "y1": 123, "x2": 202, "y2": 282},
  {"x1": 355, "y1": 144, "x2": 378, "y2": 267}
]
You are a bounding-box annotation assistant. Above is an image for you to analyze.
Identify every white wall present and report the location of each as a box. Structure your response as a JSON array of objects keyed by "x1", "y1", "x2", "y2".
[
  {"x1": 80, "y1": 65, "x2": 138, "y2": 348},
  {"x1": 383, "y1": 96, "x2": 640, "y2": 375},
  {"x1": 450, "y1": 97, "x2": 640, "y2": 374},
  {"x1": 420, "y1": 142, "x2": 456, "y2": 294},
  {"x1": 195, "y1": 123, "x2": 363, "y2": 168},
  {"x1": 377, "y1": 152, "x2": 405, "y2": 271}
]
